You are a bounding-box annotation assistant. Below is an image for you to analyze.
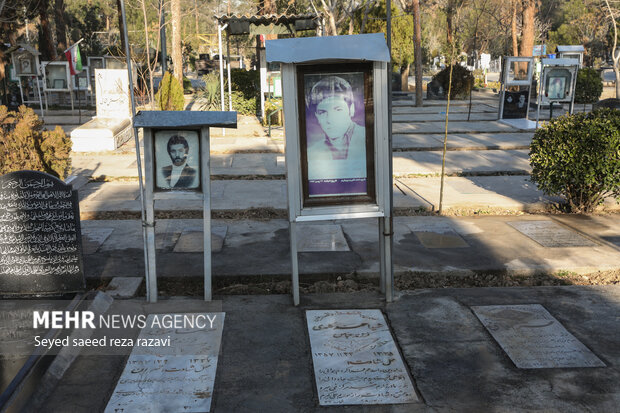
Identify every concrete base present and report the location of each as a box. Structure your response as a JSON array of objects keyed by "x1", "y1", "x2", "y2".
[
  {"x1": 499, "y1": 118, "x2": 538, "y2": 131},
  {"x1": 71, "y1": 117, "x2": 132, "y2": 152}
]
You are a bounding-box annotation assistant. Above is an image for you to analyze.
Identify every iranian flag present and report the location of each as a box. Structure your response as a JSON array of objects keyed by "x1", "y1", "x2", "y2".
[{"x1": 65, "y1": 43, "x2": 82, "y2": 75}]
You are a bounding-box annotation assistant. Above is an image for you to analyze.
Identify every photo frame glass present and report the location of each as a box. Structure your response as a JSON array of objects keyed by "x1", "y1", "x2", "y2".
[
  {"x1": 507, "y1": 60, "x2": 530, "y2": 83},
  {"x1": 16, "y1": 54, "x2": 35, "y2": 75},
  {"x1": 545, "y1": 68, "x2": 571, "y2": 100},
  {"x1": 298, "y1": 64, "x2": 375, "y2": 206},
  {"x1": 154, "y1": 130, "x2": 200, "y2": 191}
]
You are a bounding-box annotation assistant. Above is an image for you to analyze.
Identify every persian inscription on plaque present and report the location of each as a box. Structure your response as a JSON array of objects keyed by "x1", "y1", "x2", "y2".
[
  {"x1": 507, "y1": 221, "x2": 596, "y2": 248},
  {"x1": 105, "y1": 313, "x2": 225, "y2": 413},
  {"x1": 0, "y1": 170, "x2": 85, "y2": 295},
  {"x1": 306, "y1": 309, "x2": 418, "y2": 406},
  {"x1": 472, "y1": 304, "x2": 605, "y2": 369}
]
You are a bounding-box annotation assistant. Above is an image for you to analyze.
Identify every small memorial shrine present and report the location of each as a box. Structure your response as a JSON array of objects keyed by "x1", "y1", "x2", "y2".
[
  {"x1": 266, "y1": 33, "x2": 393, "y2": 305},
  {"x1": 536, "y1": 58, "x2": 579, "y2": 119},
  {"x1": 8, "y1": 44, "x2": 45, "y2": 114},
  {"x1": 133, "y1": 110, "x2": 237, "y2": 303},
  {"x1": 498, "y1": 56, "x2": 536, "y2": 130},
  {"x1": 0, "y1": 170, "x2": 85, "y2": 296}
]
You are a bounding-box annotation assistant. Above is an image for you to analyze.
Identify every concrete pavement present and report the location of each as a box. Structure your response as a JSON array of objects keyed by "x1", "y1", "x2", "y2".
[{"x1": 27, "y1": 285, "x2": 620, "y2": 412}]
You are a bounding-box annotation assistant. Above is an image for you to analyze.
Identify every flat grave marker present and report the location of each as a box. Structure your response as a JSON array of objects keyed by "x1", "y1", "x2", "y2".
[
  {"x1": 508, "y1": 221, "x2": 596, "y2": 247},
  {"x1": 306, "y1": 309, "x2": 418, "y2": 406},
  {"x1": 105, "y1": 312, "x2": 225, "y2": 412},
  {"x1": 472, "y1": 304, "x2": 605, "y2": 369},
  {"x1": 0, "y1": 170, "x2": 85, "y2": 295},
  {"x1": 297, "y1": 224, "x2": 350, "y2": 252}
]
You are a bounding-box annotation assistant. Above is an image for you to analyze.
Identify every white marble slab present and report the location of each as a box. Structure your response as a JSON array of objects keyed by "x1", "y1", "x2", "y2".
[
  {"x1": 508, "y1": 221, "x2": 596, "y2": 247},
  {"x1": 297, "y1": 224, "x2": 350, "y2": 252},
  {"x1": 105, "y1": 312, "x2": 225, "y2": 412},
  {"x1": 472, "y1": 305, "x2": 605, "y2": 369},
  {"x1": 307, "y1": 309, "x2": 418, "y2": 406}
]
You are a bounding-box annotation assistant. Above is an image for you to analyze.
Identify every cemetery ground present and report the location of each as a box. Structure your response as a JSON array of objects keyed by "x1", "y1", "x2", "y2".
[{"x1": 6, "y1": 91, "x2": 620, "y2": 411}]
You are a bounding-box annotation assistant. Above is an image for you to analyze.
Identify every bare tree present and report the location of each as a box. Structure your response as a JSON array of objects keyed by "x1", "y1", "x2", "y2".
[
  {"x1": 312, "y1": 0, "x2": 377, "y2": 36},
  {"x1": 171, "y1": 0, "x2": 182, "y2": 83},
  {"x1": 396, "y1": 0, "x2": 424, "y2": 106},
  {"x1": 519, "y1": 0, "x2": 535, "y2": 57},
  {"x1": 38, "y1": 0, "x2": 56, "y2": 59},
  {"x1": 604, "y1": 0, "x2": 620, "y2": 97}
]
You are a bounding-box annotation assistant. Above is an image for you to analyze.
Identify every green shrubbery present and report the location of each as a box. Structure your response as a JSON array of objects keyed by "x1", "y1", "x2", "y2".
[
  {"x1": 197, "y1": 69, "x2": 258, "y2": 116},
  {"x1": 155, "y1": 72, "x2": 185, "y2": 110},
  {"x1": 574, "y1": 67, "x2": 603, "y2": 104},
  {"x1": 0, "y1": 105, "x2": 71, "y2": 179},
  {"x1": 432, "y1": 65, "x2": 474, "y2": 99},
  {"x1": 530, "y1": 109, "x2": 620, "y2": 212}
]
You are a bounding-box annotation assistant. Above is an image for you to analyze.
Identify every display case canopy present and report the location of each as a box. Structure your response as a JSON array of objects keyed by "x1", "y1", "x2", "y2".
[
  {"x1": 542, "y1": 58, "x2": 580, "y2": 66},
  {"x1": 556, "y1": 45, "x2": 585, "y2": 53},
  {"x1": 215, "y1": 14, "x2": 319, "y2": 35},
  {"x1": 266, "y1": 33, "x2": 390, "y2": 64},
  {"x1": 133, "y1": 111, "x2": 237, "y2": 128}
]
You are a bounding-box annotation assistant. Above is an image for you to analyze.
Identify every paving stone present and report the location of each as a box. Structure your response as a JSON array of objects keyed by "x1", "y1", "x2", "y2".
[
  {"x1": 297, "y1": 224, "x2": 350, "y2": 252},
  {"x1": 173, "y1": 225, "x2": 228, "y2": 253},
  {"x1": 81, "y1": 227, "x2": 114, "y2": 254},
  {"x1": 105, "y1": 277, "x2": 142, "y2": 299},
  {"x1": 472, "y1": 304, "x2": 606, "y2": 369},
  {"x1": 407, "y1": 222, "x2": 470, "y2": 248},
  {"x1": 306, "y1": 309, "x2": 418, "y2": 406},
  {"x1": 508, "y1": 221, "x2": 597, "y2": 248}
]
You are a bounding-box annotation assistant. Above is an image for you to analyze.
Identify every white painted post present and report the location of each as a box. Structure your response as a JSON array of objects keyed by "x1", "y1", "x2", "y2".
[
  {"x1": 142, "y1": 129, "x2": 158, "y2": 303},
  {"x1": 202, "y1": 126, "x2": 212, "y2": 301},
  {"x1": 379, "y1": 217, "x2": 386, "y2": 294},
  {"x1": 289, "y1": 221, "x2": 300, "y2": 306}
]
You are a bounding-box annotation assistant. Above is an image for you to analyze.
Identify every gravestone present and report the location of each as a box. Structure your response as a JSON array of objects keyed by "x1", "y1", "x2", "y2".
[
  {"x1": 0, "y1": 170, "x2": 85, "y2": 296},
  {"x1": 105, "y1": 312, "x2": 225, "y2": 412},
  {"x1": 426, "y1": 79, "x2": 444, "y2": 100},
  {"x1": 508, "y1": 221, "x2": 596, "y2": 248},
  {"x1": 71, "y1": 69, "x2": 132, "y2": 152},
  {"x1": 407, "y1": 222, "x2": 469, "y2": 249},
  {"x1": 472, "y1": 304, "x2": 605, "y2": 369},
  {"x1": 296, "y1": 224, "x2": 350, "y2": 252},
  {"x1": 306, "y1": 309, "x2": 418, "y2": 406}
]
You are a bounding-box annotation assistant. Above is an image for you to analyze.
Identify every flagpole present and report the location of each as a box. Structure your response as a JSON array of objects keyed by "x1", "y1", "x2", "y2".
[{"x1": 75, "y1": 74, "x2": 81, "y2": 124}]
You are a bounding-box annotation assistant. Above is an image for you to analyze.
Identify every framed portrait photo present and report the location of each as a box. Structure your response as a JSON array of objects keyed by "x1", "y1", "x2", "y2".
[
  {"x1": 543, "y1": 67, "x2": 572, "y2": 102},
  {"x1": 297, "y1": 63, "x2": 376, "y2": 207},
  {"x1": 153, "y1": 129, "x2": 201, "y2": 191}
]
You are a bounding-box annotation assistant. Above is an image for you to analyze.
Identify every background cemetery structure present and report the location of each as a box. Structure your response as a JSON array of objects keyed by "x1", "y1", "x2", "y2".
[
  {"x1": 497, "y1": 56, "x2": 535, "y2": 130},
  {"x1": 267, "y1": 34, "x2": 393, "y2": 306},
  {"x1": 536, "y1": 58, "x2": 579, "y2": 126}
]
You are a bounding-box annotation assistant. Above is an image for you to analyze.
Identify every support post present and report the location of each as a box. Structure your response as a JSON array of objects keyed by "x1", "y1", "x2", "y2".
[
  {"x1": 289, "y1": 221, "x2": 300, "y2": 306},
  {"x1": 379, "y1": 217, "x2": 386, "y2": 294},
  {"x1": 121, "y1": 0, "x2": 154, "y2": 302},
  {"x1": 218, "y1": 23, "x2": 226, "y2": 135},
  {"x1": 202, "y1": 127, "x2": 212, "y2": 301},
  {"x1": 226, "y1": 28, "x2": 232, "y2": 112}
]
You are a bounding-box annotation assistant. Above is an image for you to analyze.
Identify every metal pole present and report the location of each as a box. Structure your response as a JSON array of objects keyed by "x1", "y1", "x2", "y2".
[
  {"x1": 227, "y1": 30, "x2": 232, "y2": 112},
  {"x1": 218, "y1": 23, "x2": 227, "y2": 135},
  {"x1": 34, "y1": 76, "x2": 44, "y2": 121},
  {"x1": 120, "y1": 0, "x2": 154, "y2": 302},
  {"x1": 386, "y1": 0, "x2": 394, "y2": 303}
]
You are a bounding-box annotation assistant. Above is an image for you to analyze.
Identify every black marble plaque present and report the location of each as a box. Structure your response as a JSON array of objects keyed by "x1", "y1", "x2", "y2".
[{"x1": 0, "y1": 170, "x2": 85, "y2": 296}]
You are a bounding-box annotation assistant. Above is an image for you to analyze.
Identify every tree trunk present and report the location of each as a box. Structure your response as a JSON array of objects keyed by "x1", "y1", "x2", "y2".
[
  {"x1": 614, "y1": 66, "x2": 620, "y2": 98},
  {"x1": 38, "y1": 0, "x2": 56, "y2": 60},
  {"x1": 401, "y1": 65, "x2": 409, "y2": 92},
  {"x1": 171, "y1": 0, "x2": 183, "y2": 85},
  {"x1": 413, "y1": 0, "x2": 423, "y2": 106},
  {"x1": 54, "y1": 0, "x2": 67, "y2": 52},
  {"x1": 446, "y1": 7, "x2": 453, "y2": 45},
  {"x1": 519, "y1": 0, "x2": 535, "y2": 57},
  {"x1": 511, "y1": 0, "x2": 518, "y2": 56}
]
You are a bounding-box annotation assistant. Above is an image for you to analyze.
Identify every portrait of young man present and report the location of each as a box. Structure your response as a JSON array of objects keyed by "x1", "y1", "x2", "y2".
[
  {"x1": 155, "y1": 130, "x2": 200, "y2": 190},
  {"x1": 303, "y1": 72, "x2": 369, "y2": 198}
]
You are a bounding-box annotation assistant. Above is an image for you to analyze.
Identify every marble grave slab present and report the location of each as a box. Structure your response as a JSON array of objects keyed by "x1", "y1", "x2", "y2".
[
  {"x1": 105, "y1": 312, "x2": 225, "y2": 412},
  {"x1": 508, "y1": 221, "x2": 596, "y2": 247},
  {"x1": 307, "y1": 309, "x2": 418, "y2": 406},
  {"x1": 472, "y1": 304, "x2": 605, "y2": 369}
]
